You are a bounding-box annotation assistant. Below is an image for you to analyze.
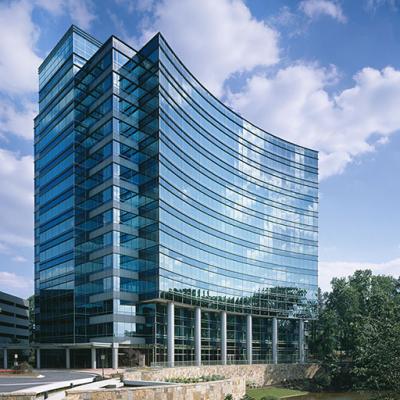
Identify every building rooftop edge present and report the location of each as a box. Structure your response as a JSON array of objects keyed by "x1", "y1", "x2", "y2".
[
  {"x1": 116, "y1": 30, "x2": 318, "y2": 158},
  {"x1": 39, "y1": 26, "x2": 319, "y2": 158},
  {"x1": 155, "y1": 31, "x2": 319, "y2": 157},
  {"x1": 38, "y1": 25, "x2": 103, "y2": 73},
  {"x1": 0, "y1": 290, "x2": 29, "y2": 304}
]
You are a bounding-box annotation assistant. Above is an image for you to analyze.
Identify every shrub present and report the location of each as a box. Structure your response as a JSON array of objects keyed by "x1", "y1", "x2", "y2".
[
  {"x1": 224, "y1": 395, "x2": 233, "y2": 400},
  {"x1": 369, "y1": 393, "x2": 400, "y2": 400},
  {"x1": 13, "y1": 361, "x2": 33, "y2": 374},
  {"x1": 165, "y1": 374, "x2": 225, "y2": 384},
  {"x1": 241, "y1": 395, "x2": 255, "y2": 400}
]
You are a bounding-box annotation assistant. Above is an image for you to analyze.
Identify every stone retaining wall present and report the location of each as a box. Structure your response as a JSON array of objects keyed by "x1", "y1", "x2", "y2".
[
  {"x1": 66, "y1": 377, "x2": 245, "y2": 400},
  {"x1": 124, "y1": 363, "x2": 320, "y2": 388}
]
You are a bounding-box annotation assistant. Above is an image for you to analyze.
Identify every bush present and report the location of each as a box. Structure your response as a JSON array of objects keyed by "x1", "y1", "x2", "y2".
[
  {"x1": 369, "y1": 393, "x2": 400, "y2": 400},
  {"x1": 278, "y1": 366, "x2": 332, "y2": 392},
  {"x1": 224, "y1": 395, "x2": 233, "y2": 400},
  {"x1": 13, "y1": 361, "x2": 33, "y2": 373},
  {"x1": 312, "y1": 367, "x2": 332, "y2": 390},
  {"x1": 165, "y1": 374, "x2": 225, "y2": 384}
]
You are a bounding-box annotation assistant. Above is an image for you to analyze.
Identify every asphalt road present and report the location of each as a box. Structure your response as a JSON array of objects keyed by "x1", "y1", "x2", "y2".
[{"x1": 0, "y1": 370, "x2": 97, "y2": 393}]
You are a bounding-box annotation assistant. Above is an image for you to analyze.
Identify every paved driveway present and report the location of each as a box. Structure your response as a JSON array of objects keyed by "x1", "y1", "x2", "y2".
[{"x1": 0, "y1": 370, "x2": 97, "y2": 393}]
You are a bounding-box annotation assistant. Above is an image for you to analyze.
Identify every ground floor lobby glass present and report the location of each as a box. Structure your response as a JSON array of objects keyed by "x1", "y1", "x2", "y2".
[
  {"x1": 152, "y1": 303, "x2": 305, "y2": 366},
  {"x1": 36, "y1": 301, "x2": 306, "y2": 368}
]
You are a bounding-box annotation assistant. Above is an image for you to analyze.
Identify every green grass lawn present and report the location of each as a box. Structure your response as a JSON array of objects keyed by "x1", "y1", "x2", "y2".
[{"x1": 246, "y1": 386, "x2": 308, "y2": 399}]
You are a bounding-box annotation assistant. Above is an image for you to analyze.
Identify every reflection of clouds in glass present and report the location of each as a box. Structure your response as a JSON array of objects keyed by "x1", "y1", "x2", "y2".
[{"x1": 157, "y1": 37, "x2": 318, "y2": 318}]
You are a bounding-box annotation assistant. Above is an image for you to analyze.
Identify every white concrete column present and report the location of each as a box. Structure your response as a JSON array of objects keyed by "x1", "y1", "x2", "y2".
[
  {"x1": 91, "y1": 347, "x2": 96, "y2": 369},
  {"x1": 246, "y1": 314, "x2": 253, "y2": 364},
  {"x1": 167, "y1": 302, "x2": 175, "y2": 367},
  {"x1": 272, "y1": 317, "x2": 278, "y2": 364},
  {"x1": 36, "y1": 348, "x2": 41, "y2": 369},
  {"x1": 3, "y1": 348, "x2": 7, "y2": 369},
  {"x1": 221, "y1": 311, "x2": 227, "y2": 365},
  {"x1": 66, "y1": 348, "x2": 70, "y2": 369},
  {"x1": 299, "y1": 319, "x2": 305, "y2": 363},
  {"x1": 194, "y1": 307, "x2": 201, "y2": 366},
  {"x1": 112, "y1": 343, "x2": 119, "y2": 369}
]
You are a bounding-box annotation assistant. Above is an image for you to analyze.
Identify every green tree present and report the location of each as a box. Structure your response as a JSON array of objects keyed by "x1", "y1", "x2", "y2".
[{"x1": 309, "y1": 270, "x2": 400, "y2": 391}]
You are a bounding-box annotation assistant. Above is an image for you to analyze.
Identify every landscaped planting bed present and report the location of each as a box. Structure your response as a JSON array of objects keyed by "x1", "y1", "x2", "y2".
[{"x1": 165, "y1": 374, "x2": 226, "y2": 383}]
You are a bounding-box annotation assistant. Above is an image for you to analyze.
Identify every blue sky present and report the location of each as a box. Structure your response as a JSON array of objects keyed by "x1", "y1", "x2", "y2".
[{"x1": 1, "y1": 0, "x2": 400, "y2": 298}]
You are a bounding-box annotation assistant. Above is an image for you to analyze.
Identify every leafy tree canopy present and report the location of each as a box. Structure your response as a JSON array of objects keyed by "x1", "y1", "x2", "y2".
[{"x1": 309, "y1": 270, "x2": 400, "y2": 392}]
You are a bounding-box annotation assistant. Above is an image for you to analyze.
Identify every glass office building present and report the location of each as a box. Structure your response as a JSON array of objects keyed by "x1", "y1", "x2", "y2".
[{"x1": 34, "y1": 26, "x2": 318, "y2": 368}]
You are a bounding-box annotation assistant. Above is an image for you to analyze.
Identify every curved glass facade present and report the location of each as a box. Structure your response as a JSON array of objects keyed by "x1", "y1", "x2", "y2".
[
  {"x1": 35, "y1": 26, "x2": 317, "y2": 368},
  {"x1": 157, "y1": 36, "x2": 318, "y2": 318}
]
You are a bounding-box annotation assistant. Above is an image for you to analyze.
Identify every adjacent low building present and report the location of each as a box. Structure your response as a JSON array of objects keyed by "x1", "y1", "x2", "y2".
[
  {"x1": 0, "y1": 291, "x2": 30, "y2": 368},
  {"x1": 34, "y1": 26, "x2": 318, "y2": 369}
]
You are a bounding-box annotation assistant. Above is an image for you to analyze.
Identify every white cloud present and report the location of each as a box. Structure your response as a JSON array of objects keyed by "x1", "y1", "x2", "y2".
[
  {"x1": 133, "y1": 0, "x2": 396, "y2": 179},
  {"x1": 0, "y1": 99, "x2": 36, "y2": 140},
  {"x1": 365, "y1": 0, "x2": 399, "y2": 13},
  {"x1": 299, "y1": 0, "x2": 347, "y2": 23},
  {"x1": 0, "y1": 1, "x2": 42, "y2": 94},
  {"x1": 0, "y1": 243, "x2": 8, "y2": 254},
  {"x1": 269, "y1": 6, "x2": 307, "y2": 37},
  {"x1": 36, "y1": 0, "x2": 96, "y2": 30},
  {"x1": 228, "y1": 65, "x2": 400, "y2": 179},
  {"x1": 0, "y1": 271, "x2": 32, "y2": 298},
  {"x1": 0, "y1": 2, "x2": 38, "y2": 142},
  {"x1": 11, "y1": 256, "x2": 28, "y2": 263},
  {"x1": 319, "y1": 258, "x2": 400, "y2": 292},
  {"x1": 67, "y1": 0, "x2": 96, "y2": 29},
  {"x1": 139, "y1": 0, "x2": 279, "y2": 97},
  {"x1": 108, "y1": 11, "x2": 137, "y2": 47},
  {"x1": 0, "y1": 149, "x2": 34, "y2": 251},
  {"x1": 0, "y1": 1, "x2": 37, "y2": 276},
  {"x1": 115, "y1": 0, "x2": 155, "y2": 13}
]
